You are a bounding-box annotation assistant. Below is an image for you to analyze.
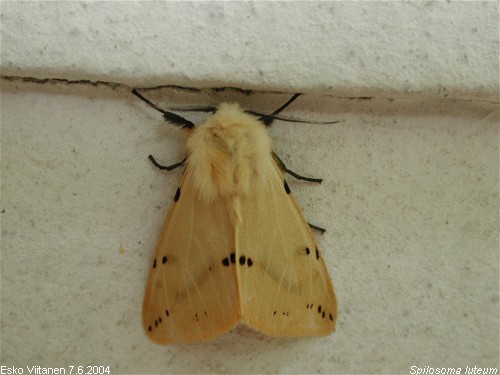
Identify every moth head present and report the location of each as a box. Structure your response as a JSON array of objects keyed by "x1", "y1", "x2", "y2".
[{"x1": 186, "y1": 103, "x2": 273, "y2": 203}]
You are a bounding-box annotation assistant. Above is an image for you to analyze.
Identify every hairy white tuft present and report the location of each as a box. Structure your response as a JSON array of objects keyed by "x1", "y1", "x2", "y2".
[{"x1": 186, "y1": 103, "x2": 272, "y2": 206}]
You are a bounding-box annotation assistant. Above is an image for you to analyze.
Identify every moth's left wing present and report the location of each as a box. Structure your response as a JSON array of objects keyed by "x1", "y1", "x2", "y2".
[
  {"x1": 237, "y1": 157, "x2": 337, "y2": 337},
  {"x1": 143, "y1": 165, "x2": 240, "y2": 344}
]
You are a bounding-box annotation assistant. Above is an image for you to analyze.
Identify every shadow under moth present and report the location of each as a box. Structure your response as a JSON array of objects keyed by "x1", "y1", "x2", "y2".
[{"x1": 132, "y1": 89, "x2": 337, "y2": 344}]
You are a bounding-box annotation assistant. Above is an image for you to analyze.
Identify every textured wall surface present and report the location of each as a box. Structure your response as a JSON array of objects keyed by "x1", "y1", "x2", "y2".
[
  {"x1": 1, "y1": 1, "x2": 498, "y2": 99},
  {"x1": 1, "y1": 82, "x2": 498, "y2": 373},
  {"x1": 1, "y1": 1, "x2": 498, "y2": 374}
]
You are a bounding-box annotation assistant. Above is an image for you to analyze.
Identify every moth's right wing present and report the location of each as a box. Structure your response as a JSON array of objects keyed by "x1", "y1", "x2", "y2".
[
  {"x1": 142, "y1": 165, "x2": 240, "y2": 344},
  {"x1": 237, "y1": 157, "x2": 337, "y2": 337}
]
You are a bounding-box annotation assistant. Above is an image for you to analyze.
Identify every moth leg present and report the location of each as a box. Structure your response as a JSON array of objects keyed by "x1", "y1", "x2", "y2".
[
  {"x1": 272, "y1": 152, "x2": 323, "y2": 184},
  {"x1": 149, "y1": 154, "x2": 186, "y2": 171},
  {"x1": 308, "y1": 222, "x2": 326, "y2": 234},
  {"x1": 285, "y1": 168, "x2": 323, "y2": 184}
]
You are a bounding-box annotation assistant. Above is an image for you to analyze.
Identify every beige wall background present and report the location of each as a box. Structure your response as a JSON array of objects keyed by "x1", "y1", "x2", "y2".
[{"x1": 1, "y1": 2, "x2": 498, "y2": 373}]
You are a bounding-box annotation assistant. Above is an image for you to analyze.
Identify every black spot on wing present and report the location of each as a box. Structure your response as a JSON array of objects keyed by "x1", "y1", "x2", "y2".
[
  {"x1": 153, "y1": 259, "x2": 157, "y2": 268},
  {"x1": 162, "y1": 256, "x2": 168, "y2": 264},
  {"x1": 222, "y1": 251, "x2": 237, "y2": 267},
  {"x1": 315, "y1": 247, "x2": 320, "y2": 260},
  {"x1": 185, "y1": 311, "x2": 211, "y2": 323},
  {"x1": 174, "y1": 187, "x2": 181, "y2": 202},
  {"x1": 148, "y1": 313, "x2": 166, "y2": 333},
  {"x1": 305, "y1": 302, "x2": 334, "y2": 323},
  {"x1": 305, "y1": 247, "x2": 311, "y2": 255},
  {"x1": 222, "y1": 252, "x2": 253, "y2": 267}
]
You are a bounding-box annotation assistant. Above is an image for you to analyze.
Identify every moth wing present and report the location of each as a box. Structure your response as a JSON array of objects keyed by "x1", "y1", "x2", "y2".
[
  {"x1": 237, "y1": 158, "x2": 337, "y2": 336},
  {"x1": 143, "y1": 165, "x2": 240, "y2": 344}
]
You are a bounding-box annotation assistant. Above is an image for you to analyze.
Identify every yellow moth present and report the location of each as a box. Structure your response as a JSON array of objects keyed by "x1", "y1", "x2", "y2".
[{"x1": 133, "y1": 89, "x2": 337, "y2": 344}]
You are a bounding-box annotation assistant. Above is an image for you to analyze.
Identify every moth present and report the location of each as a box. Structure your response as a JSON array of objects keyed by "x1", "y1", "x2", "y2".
[{"x1": 132, "y1": 89, "x2": 337, "y2": 344}]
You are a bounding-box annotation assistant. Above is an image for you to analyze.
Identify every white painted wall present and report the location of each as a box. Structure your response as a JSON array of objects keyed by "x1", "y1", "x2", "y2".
[
  {"x1": 1, "y1": 1, "x2": 498, "y2": 99},
  {"x1": 1, "y1": 1, "x2": 498, "y2": 373}
]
